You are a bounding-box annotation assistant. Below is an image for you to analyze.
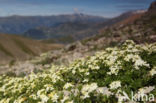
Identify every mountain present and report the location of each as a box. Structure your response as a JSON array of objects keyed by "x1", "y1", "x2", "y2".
[
  {"x1": 148, "y1": 1, "x2": 156, "y2": 14},
  {"x1": 0, "y1": 33, "x2": 63, "y2": 64},
  {"x1": 31, "y1": 1, "x2": 156, "y2": 66},
  {"x1": 0, "y1": 1, "x2": 155, "y2": 75},
  {"x1": 24, "y1": 11, "x2": 144, "y2": 44},
  {"x1": 0, "y1": 14, "x2": 108, "y2": 34},
  {"x1": 24, "y1": 22, "x2": 96, "y2": 43},
  {"x1": 97, "y1": 10, "x2": 146, "y2": 28}
]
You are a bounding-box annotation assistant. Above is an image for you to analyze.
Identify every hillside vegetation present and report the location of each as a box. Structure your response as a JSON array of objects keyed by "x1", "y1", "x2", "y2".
[
  {"x1": 0, "y1": 40, "x2": 155, "y2": 103},
  {"x1": 0, "y1": 2, "x2": 155, "y2": 103}
]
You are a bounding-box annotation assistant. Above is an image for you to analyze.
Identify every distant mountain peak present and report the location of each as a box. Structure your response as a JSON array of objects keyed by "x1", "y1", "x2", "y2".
[
  {"x1": 147, "y1": 1, "x2": 156, "y2": 15},
  {"x1": 148, "y1": 1, "x2": 156, "y2": 11}
]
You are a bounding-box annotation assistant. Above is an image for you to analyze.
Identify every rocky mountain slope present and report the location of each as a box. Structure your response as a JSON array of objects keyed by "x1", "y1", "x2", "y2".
[
  {"x1": 0, "y1": 34, "x2": 63, "y2": 64},
  {"x1": 30, "y1": 1, "x2": 156, "y2": 66}
]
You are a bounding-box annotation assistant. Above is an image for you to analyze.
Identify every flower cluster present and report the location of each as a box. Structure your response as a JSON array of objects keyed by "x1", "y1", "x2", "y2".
[
  {"x1": 81, "y1": 83, "x2": 98, "y2": 99},
  {"x1": 0, "y1": 40, "x2": 155, "y2": 103},
  {"x1": 109, "y1": 81, "x2": 121, "y2": 90}
]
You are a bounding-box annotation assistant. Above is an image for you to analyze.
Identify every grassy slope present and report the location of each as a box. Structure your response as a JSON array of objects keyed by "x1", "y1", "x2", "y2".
[
  {"x1": 0, "y1": 43, "x2": 13, "y2": 57},
  {"x1": 0, "y1": 34, "x2": 63, "y2": 64}
]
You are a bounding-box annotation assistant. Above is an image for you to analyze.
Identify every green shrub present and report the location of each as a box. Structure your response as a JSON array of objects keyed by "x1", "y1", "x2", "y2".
[{"x1": 5, "y1": 71, "x2": 16, "y2": 77}]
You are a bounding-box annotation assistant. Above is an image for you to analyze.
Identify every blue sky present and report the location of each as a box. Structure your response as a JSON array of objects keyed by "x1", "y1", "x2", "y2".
[{"x1": 0, "y1": 0, "x2": 154, "y2": 17}]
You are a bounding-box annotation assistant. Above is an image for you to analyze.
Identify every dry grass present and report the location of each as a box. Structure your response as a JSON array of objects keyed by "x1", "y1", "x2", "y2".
[{"x1": 0, "y1": 33, "x2": 63, "y2": 64}]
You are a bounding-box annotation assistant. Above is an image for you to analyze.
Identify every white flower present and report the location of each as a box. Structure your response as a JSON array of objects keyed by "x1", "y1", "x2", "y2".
[
  {"x1": 40, "y1": 95, "x2": 49, "y2": 103},
  {"x1": 72, "y1": 70, "x2": 76, "y2": 74},
  {"x1": 106, "y1": 55, "x2": 118, "y2": 66},
  {"x1": 51, "y1": 73, "x2": 61, "y2": 83},
  {"x1": 44, "y1": 84, "x2": 54, "y2": 92},
  {"x1": 124, "y1": 54, "x2": 134, "y2": 61},
  {"x1": 67, "y1": 100, "x2": 74, "y2": 103},
  {"x1": 108, "y1": 65, "x2": 121, "y2": 75},
  {"x1": 81, "y1": 83, "x2": 98, "y2": 99},
  {"x1": 94, "y1": 66, "x2": 100, "y2": 70},
  {"x1": 149, "y1": 67, "x2": 156, "y2": 76},
  {"x1": 52, "y1": 94, "x2": 59, "y2": 102},
  {"x1": 83, "y1": 79, "x2": 89, "y2": 83},
  {"x1": 63, "y1": 83, "x2": 73, "y2": 89},
  {"x1": 29, "y1": 94, "x2": 37, "y2": 100},
  {"x1": 0, "y1": 98, "x2": 11, "y2": 103},
  {"x1": 124, "y1": 54, "x2": 150, "y2": 69},
  {"x1": 37, "y1": 89, "x2": 45, "y2": 97},
  {"x1": 109, "y1": 81, "x2": 121, "y2": 90},
  {"x1": 85, "y1": 72, "x2": 90, "y2": 76},
  {"x1": 96, "y1": 87, "x2": 112, "y2": 96},
  {"x1": 134, "y1": 59, "x2": 149, "y2": 69}
]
